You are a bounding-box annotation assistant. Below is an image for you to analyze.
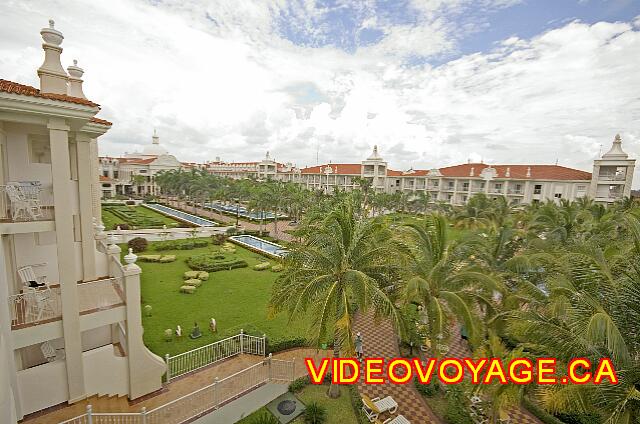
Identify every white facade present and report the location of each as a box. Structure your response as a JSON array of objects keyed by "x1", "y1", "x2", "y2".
[
  {"x1": 0, "y1": 21, "x2": 165, "y2": 423},
  {"x1": 98, "y1": 131, "x2": 182, "y2": 198}
]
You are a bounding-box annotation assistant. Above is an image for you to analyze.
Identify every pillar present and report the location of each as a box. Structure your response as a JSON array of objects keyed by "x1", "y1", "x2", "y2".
[
  {"x1": 48, "y1": 118, "x2": 85, "y2": 402},
  {"x1": 76, "y1": 135, "x2": 96, "y2": 280}
]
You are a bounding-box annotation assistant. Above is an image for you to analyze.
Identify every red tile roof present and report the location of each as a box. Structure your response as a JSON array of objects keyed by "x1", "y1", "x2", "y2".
[
  {"x1": 90, "y1": 116, "x2": 112, "y2": 126},
  {"x1": 301, "y1": 164, "x2": 362, "y2": 175},
  {"x1": 438, "y1": 163, "x2": 591, "y2": 180},
  {"x1": 0, "y1": 79, "x2": 99, "y2": 107}
]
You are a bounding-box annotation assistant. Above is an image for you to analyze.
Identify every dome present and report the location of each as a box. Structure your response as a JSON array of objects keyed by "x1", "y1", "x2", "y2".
[{"x1": 141, "y1": 130, "x2": 168, "y2": 156}]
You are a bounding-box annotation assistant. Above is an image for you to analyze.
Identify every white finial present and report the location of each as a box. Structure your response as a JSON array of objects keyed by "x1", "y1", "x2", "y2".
[
  {"x1": 152, "y1": 129, "x2": 159, "y2": 144},
  {"x1": 38, "y1": 19, "x2": 67, "y2": 94},
  {"x1": 49, "y1": 19, "x2": 55, "y2": 29},
  {"x1": 67, "y1": 59, "x2": 86, "y2": 98},
  {"x1": 505, "y1": 167, "x2": 510, "y2": 177},
  {"x1": 526, "y1": 166, "x2": 531, "y2": 178},
  {"x1": 470, "y1": 167, "x2": 475, "y2": 177},
  {"x1": 73, "y1": 59, "x2": 77, "y2": 66},
  {"x1": 602, "y1": 133, "x2": 628, "y2": 159}
]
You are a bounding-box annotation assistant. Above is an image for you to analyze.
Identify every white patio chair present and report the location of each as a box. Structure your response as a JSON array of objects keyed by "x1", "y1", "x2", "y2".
[
  {"x1": 40, "y1": 341, "x2": 65, "y2": 363},
  {"x1": 381, "y1": 415, "x2": 411, "y2": 424},
  {"x1": 5, "y1": 182, "x2": 43, "y2": 221},
  {"x1": 25, "y1": 286, "x2": 55, "y2": 322},
  {"x1": 17, "y1": 265, "x2": 49, "y2": 289},
  {"x1": 362, "y1": 395, "x2": 399, "y2": 422}
]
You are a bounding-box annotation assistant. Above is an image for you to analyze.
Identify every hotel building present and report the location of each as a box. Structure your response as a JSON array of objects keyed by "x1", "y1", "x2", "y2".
[{"x1": 0, "y1": 21, "x2": 165, "y2": 423}]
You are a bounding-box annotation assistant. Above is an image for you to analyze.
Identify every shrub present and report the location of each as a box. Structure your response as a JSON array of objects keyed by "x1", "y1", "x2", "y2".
[
  {"x1": 153, "y1": 238, "x2": 208, "y2": 251},
  {"x1": 115, "y1": 223, "x2": 131, "y2": 230},
  {"x1": 249, "y1": 411, "x2": 279, "y2": 424},
  {"x1": 184, "y1": 279, "x2": 202, "y2": 287},
  {"x1": 138, "y1": 255, "x2": 162, "y2": 262},
  {"x1": 271, "y1": 264, "x2": 284, "y2": 272},
  {"x1": 184, "y1": 271, "x2": 200, "y2": 279},
  {"x1": 444, "y1": 386, "x2": 473, "y2": 424},
  {"x1": 144, "y1": 305, "x2": 152, "y2": 317},
  {"x1": 211, "y1": 234, "x2": 227, "y2": 245},
  {"x1": 555, "y1": 414, "x2": 601, "y2": 424},
  {"x1": 159, "y1": 255, "x2": 176, "y2": 263},
  {"x1": 254, "y1": 262, "x2": 271, "y2": 271},
  {"x1": 347, "y1": 385, "x2": 371, "y2": 424},
  {"x1": 180, "y1": 285, "x2": 196, "y2": 294},
  {"x1": 304, "y1": 402, "x2": 327, "y2": 424},
  {"x1": 198, "y1": 271, "x2": 209, "y2": 281},
  {"x1": 164, "y1": 328, "x2": 173, "y2": 341},
  {"x1": 128, "y1": 237, "x2": 148, "y2": 253},
  {"x1": 288, "y1": 376, "x2": 310, "y2": 393},
  {"x1": 226, "y1": 227, "x2": 238, "y2": 235},
  {"x1": 186, "y1": 253, "x2": 248, "y2": 272},
  {"x1": 267, "y1": 337, "x2": 307, "y2": 354},
  {"x1": 125, "y1": 200, "x2": 136, "y2": 205},
  {"x1": 414, "y1": 377, "x2": 439, "y2": 397}
]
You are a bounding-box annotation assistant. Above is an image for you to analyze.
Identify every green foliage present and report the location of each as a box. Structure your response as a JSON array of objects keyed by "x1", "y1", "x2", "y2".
[
  {"x1": 522, "y1": 397, "x2": 566, "y2": 424},
  {"x1": 164, "y1": 329, "x2": 173, "y2": 341},
  {"x1": 103, "y1": 205, "x2": 179, "y2": 229},
  {"x1": 253, "y1": 262, "x2": 271, "y2": 271},
  {"x1": 443, "y1": 386, "x2": 473, "y2": 424},
  {"x1": 248, "y1": 411, "x2": 279, "y2": 424},
  {"x1": 288, "y1": 376, "x2": 310, "y2": 393},
  {"x1": 267, "y1": 336, "x2": 307, "y2": 354},
  {"x1": 153, "y1": 239, "x2": 208, "y2": 251},
  {"x1": 128, "y1": 237, "x2": 148, "y2": 253},
  {"x1": 304, "y1": 402, "x2": 327, "y2": 424},
  {"x1": 211, "y1": 234, "x2": 227, "y2": 245},
  {"x1": 347, "y1": 385, "x2": 373, "y2": 424},
  {"x1": 144, "y1": 304, "x2": 152, "y2": 317},
  {"x1": 271, "y1": 264, "x2": 284, "y2": 272},
  {"x1": 555, "y1": 414, "x2": 602, "y2": 424},
  {"x1": 414, "y1": 377, "x2": 439, "y2": 398},
  {"x1": 187, "y1": 253, "x2": 248, "y2": 272}
]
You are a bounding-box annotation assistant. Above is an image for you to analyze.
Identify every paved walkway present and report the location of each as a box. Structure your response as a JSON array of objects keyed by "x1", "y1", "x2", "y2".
[
  {"x1": 164, "y1": 199, "x2": 296, "y2": 242},
  {"x1": 353, "y1": 312, "x2": 442, "y2": 423},
  {"x1": 22, "y1": 348, "x2": 326, "y2": 424}
]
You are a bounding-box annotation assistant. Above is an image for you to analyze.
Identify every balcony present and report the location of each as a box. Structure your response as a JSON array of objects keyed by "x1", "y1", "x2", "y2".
[
  {"x1": 0, "y1": 182, "x2": 54, "y2": 232},
  {"x1": 508, "y1": 189, "x2": 523, "y2": 195},
  {"x1": 8, "y1": 277, "x2": 125, "y2": 330},
  {"x1": 598, "y1": 173, "x2": 627, "y2": 182},
  {"x1": 470, "y1": 186, "x2": 485, "y2": 193}
]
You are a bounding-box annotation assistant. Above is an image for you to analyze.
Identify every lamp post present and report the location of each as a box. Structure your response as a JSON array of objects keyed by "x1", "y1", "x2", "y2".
[{"x1": 235, "y1": 198, "x2": 240, "y2": 228}]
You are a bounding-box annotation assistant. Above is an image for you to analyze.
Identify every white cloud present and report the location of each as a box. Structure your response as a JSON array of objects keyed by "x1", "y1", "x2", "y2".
[{"x1": 1, "y1": 0, "x2": 639, "y2": 185}]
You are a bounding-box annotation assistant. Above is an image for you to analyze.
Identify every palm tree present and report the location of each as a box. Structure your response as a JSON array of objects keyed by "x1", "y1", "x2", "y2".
[
  {"x1": 269, "y1": 198, "x2": 403, "y2": 398},
  {"x1": 399, "y1": 213, "x2": 500, "y2": 349}
]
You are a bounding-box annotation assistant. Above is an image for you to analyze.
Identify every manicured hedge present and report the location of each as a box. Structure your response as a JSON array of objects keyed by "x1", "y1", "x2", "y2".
[
  {"x1": 186, "y1": 253, "x2": 248, "y2": 272},
  {"x1": 104, "y1": 205, "x2": 168, "y2": 229},
  {"x1": 522, "y1": 397, "x2": 566, "y2": 424},
  {"x1": 153, "y1": 239, "x2": 209, "y2": 251},
  {"x1": 266, "y1": 336, "x2": 307, "y2": 354}
]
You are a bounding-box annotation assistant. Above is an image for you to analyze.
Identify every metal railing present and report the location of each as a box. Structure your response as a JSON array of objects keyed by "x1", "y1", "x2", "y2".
[
  {"x1": 0, "y1": 182, "x2": 53, "y2": 222},
  {"x1": 8, "y1": 287, "x2": 62, "y2": 328},
  {"x1": 59, "y1": 356, "x2": 294, "y2": 424},
  {"x1": 164, "y1": 331, "x2": 266, "y2": 381},
  {"x1": 598, "y1": 173, "x2": 626, "y2": 181}
]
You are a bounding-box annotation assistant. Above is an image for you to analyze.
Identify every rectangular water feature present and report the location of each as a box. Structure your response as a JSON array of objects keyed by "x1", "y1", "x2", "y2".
[
  {"x1": 229, "y1": 235, "x2": 288, "y2": 258},
  {"x1": 143, "y1": 203, "x2": 218, "y2": 227}
]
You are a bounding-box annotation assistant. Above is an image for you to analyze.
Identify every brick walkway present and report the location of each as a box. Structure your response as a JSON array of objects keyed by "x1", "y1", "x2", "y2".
[
  {"x1": 353, "y1": 312, "x2": 442, "y2": 423},
  {"x1": 165, "y1": 199, "x2": 296, "y2": 242}
]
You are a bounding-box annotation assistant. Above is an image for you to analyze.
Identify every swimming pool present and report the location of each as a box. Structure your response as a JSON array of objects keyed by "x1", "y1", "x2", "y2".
[
  {"x1": 229, "y1": 235, "x2": 288, "y2": 258},
  {"x1": 203, "y1": 202, "x2": 281, "y2": 220},
  {"x1": 143, "y1": 204, "x2": 218, "y2": 227}
]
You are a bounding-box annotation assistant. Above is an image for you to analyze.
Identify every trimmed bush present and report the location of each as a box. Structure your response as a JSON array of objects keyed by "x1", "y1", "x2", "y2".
[
  {"x1": 184, "y1": 271, "x2": 200, "y2": 279},
  {"x1": 128, "y1": 237, "x2": 148, "y2": 253},
  {"x1": 271, "y1": 264, "x2": 284, "y2": 272},
  {"x1": 138, "y1": 255, "x2": 162, "y2": 262},
  {"x1": 125, "y1": 200, "x2": 136, "y2": 205},
  {"x1": 249, "y1": 411, "x2": 279, "y2": 424},
  {"x1": 414, "y1": 377, "x2": 439, "y2": 397},
  {"x1": 254, "y1": 262, "x2": 271, "y2": 271},
  {"x1": 164, "y1": 328, "x2": 173, "y2": 341},
  {"x1": 180, "y1": 285, "x2": 196, "y2": 294},
  {"x1": 144, "y1": 304, "x2": 152, "y2": 317},
  {"x1": 153, "y1": 238, "x2": 208, "y2": 251},
  {"x1": 115, "y1": 223, "x2": 130, "y2": 230},
  {"x1": 198, "y1": 271, "x2": 209, "y2": 281},
  {"x1": 267, "y1": 337, "x2": 307, "y2": 354},
  {"x1": 347, "y1": 385, "x2": 371, "y2": 424},
  {"x1": 184, "y1": 279, "x2": 202, "y2": 287},
  {"x1": 211, "y1": 234, "x2": 227, "y2": 245},
  {"x1": 444, "y1": 386, "x2": 473, "y2": 424},
  {"x1": 288, "y1": 376, "x2": 311, "y2": 393},
  {"x1": 304, "y1": 402, "x2": 327, "y2": 424},
  {"x1": 159, "y1": 255, "x2": 176, "y2": 263},
  {"x1": 187, "y1": 253, "x2": 248, "y2": 272}
]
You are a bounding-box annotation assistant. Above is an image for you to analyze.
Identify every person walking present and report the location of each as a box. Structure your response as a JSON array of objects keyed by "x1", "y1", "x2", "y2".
[{"x1": 355, "y1": 332, "x2": 364, "y2": 360}]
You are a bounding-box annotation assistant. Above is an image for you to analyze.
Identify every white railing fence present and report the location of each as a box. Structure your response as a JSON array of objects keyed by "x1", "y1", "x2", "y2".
[
  {"x1": 8, "y1": 287, "x2": 62, "y2": 328},
  {"x1": 60, "y1": 356, "x2": 294, "y2": 424},
  {"x1": 78, "y1": 277, "x2": 126, "y2": 311},
  {"x1": 164, "y1": 330, "x2": 266, "y2": 381}
]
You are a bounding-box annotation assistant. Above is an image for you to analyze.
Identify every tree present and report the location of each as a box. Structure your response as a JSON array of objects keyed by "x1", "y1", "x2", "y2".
[
  {"x1": 399, "y1": 213, "x2": 499, "y2": 349},
  {"x1": 269, "y1": 198, "x2": 402, "y2": 398}
]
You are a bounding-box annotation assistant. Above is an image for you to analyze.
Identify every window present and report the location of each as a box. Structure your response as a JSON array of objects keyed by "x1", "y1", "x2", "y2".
[
  {"x1": 463, "y1": 182, "x2": 469, "y2": 190},
  {"x1": 463, "y1": 195, "x2": 468, "y2": 202},
  {"x1": 113, "y1": 171, "x2": 119, "y2": 179},
  {"x1": 495, "y1": 183, "x2": 502, "y2": 190},
  {"x1": 577, "y1": 185, "x2": 586, "y2": 192},
  {"x1": 532, "y1": 199, "x2": 540, "y2": 204},
  {"x1": 448, "y1": 181, "x2": 454, "y2": 189},
  {"x1": 534, "y1": 184, "x2": 542, "y2": 194},
  {"x1": 103, "y1": 170, "x2": 109, "y2": 177},
  {"x1": 554, "y1": 193, "x2": 562, "y2": 199},
  {"x1": 29, "y1": 136, "x2": 51, "y2": 164},
  {"x1": 138, "y1": 169, "x2": 147, "y2": 174}
]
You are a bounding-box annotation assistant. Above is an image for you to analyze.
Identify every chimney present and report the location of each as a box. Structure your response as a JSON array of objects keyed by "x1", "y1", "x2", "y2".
[
  {"x1": 67, "y1": 59, "x2": 86, "y2": 98},
  {"x1": 505, "y1": 167, "x2": 511, "y2": 178},
  {"x1": 470, "y1": 167, "x2": 475, "y2": 177},
  {"x1": 37, "y1": 19, "x2": 68, "y2": 94},
  {"x1": 526, "y1": 166, "x2": 531, "y2": 178}
]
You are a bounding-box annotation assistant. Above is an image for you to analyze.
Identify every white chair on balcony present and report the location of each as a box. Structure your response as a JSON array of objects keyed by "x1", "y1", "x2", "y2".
[
  {"x1": 5, "y1": 181, "x2": 43, "y2": 221},
  {"x1": 41, "y1": 341, "x2": 65, "y2": 363},
  {"x1": 17, "y1": 265, "x2": 49, "y2": 289},
  {"x1": 25, "y1": 286, "x2": 55, "y2": 322}
]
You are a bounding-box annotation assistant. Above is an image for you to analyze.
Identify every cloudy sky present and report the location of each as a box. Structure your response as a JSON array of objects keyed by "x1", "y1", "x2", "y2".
[{"x1": 1, "y1": 0, "x2": 640, "y2": 178}]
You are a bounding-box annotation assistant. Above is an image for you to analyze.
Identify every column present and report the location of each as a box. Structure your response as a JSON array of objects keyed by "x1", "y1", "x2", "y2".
[
  {"x1": 48, "y1": 118, "x2": 85, "y2": 403},
  {"x1": 75, "y1": 135, "x2": 96, "y2": 280}
]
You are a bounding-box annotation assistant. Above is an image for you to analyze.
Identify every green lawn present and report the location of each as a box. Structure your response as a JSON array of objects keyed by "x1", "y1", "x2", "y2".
[
  {"x1": 236, "y1": 385, "x2": 359, "y2": 424},
  {"x1": 137, "y1": 239, "x2": 310, "y2": 357},
  {"x1": 102, "y1": 205, "x2": 186, "y2": 230}
]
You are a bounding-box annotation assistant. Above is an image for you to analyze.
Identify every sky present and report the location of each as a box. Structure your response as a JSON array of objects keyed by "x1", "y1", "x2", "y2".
[{"x1": 1, "y1": 0, "x2": 640, "y2": 179}]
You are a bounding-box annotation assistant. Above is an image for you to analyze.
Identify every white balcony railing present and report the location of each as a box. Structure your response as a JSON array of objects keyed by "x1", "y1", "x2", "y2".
[
  {"x1": 0, "y1": 181, "x2": 53, "y2": 222},
  {"x1": 165, "y1": 332, "x2": 265, "y2": 381},
  {"x1": 598, "y1": 173, "x2": 626, "y2": 181},
  {"x1": 60, "y1": 356, "x2": 294, "y2": 424},
  {"x1": 8, "y1": 278, "x2": 124, "y2": 329}
]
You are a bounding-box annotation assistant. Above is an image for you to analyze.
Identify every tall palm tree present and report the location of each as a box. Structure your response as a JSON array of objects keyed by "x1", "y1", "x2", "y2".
[
  {"x1": 399, "y1": 213, "x2": 500, "y2": 349},
  {"x1": 269, "y1": 198, "x2": 403, "y2": 398}
]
